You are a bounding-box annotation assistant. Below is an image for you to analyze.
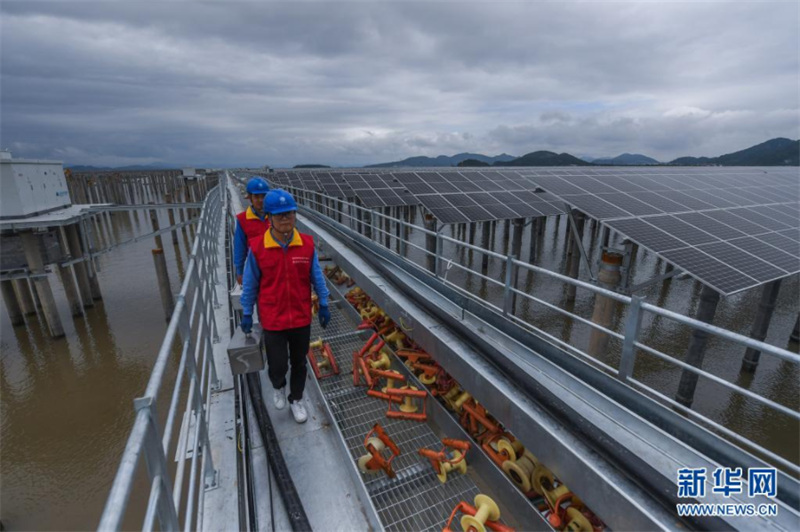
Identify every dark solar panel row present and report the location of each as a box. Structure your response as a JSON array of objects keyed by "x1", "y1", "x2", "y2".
[{"x1": 257, "y1": 166, "x2": 798, "y2": 294}]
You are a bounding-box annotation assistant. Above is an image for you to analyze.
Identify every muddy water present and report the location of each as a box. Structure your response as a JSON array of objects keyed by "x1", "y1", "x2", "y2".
[{"x1": 0, "y1": 207, "x2": 191, "y2": 530}]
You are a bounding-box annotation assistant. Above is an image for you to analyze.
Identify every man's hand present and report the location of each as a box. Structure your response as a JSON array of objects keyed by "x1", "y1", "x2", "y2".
[
  {"x1": 241, "y1": 314, "x2": 253, "y2": 334},
  {"x1": 237, "y1": 274, "x2": 243, "y2": 285},
  {"x1": 318, "y1": 306, "x2": 331, "y2": 329}
]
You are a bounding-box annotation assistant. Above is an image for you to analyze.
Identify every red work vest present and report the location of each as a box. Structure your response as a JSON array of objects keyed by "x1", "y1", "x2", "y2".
[
  {"x1": 236, "y1": 207, "x2": 270, "y2": 240},
  {"x1": 250, "y1": 229, "x2": 316, "y2": 331}
]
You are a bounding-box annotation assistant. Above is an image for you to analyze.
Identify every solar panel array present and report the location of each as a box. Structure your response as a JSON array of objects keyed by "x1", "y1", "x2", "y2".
[
  {"x1": 341, "y1": 173, "x2": 415, "y2": 208},
  {"x1": 391, "y1": 171, "x2": 565, "y2": 224},
  {"x1": 254, "y1": 166, "x2": 798, "y2": 294},
  {"x1": 522, "y1": 167, "x2": 799, "y2": 295},
  {"x1": 266, "y1": 168, "x2": 567, "y2": 223}
]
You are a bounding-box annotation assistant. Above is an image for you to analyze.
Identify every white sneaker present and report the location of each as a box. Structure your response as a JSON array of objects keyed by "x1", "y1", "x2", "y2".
[
  {"x1": 273, "y1": 388, "x2": 286, "y2": 410},
  {"x1": 290, "y1": 400, "x2": 308, "y2": 423}
]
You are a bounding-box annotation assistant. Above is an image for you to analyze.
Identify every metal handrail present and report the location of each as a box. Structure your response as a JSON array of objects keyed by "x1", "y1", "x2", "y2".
[
  {"x1": 98, "y1": 181, "x2": 224, "y2": 531},
  {"x1": 280, "y1": 185, "x2": 799, "y2": 473}
]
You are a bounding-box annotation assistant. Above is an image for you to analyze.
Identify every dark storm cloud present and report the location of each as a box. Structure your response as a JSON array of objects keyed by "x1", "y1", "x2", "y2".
[{"x1": 1, "y1": 1, "x2": 797, "y2": 166}]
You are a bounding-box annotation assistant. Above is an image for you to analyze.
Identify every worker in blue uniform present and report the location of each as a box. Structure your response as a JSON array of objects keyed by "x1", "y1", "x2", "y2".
[
  {"x1": 240, "y1": 189, "x2": 331, "y2": 423},
  {"x1": 234, "y1": 177, "x2": 270, "y2": 285}
]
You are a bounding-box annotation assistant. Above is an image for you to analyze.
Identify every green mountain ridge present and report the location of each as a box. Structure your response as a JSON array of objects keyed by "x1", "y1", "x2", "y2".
[
  {"x1": 593, "y1": 153, "x2": 660, "y2": 165},
  {"x1": 668, "y1": 138, "x2": 799, "y2": 166},
  {"x1": 496, "y1": 150, "x2": 592, "y2": 166},
  {"x1": 367, "y1": 152, "x2": 516, "y2": 167}
]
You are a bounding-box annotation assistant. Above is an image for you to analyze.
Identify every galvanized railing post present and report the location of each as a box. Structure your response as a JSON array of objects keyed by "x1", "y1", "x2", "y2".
[
  {"x1": 502, "y1": 253, "x2": 516, "y2": 315},
  {"x1": 619, "y1": 295, "x2": 644, "y2": 382},
  {"x1": 132, "y1": 398, "x2": 179, "y2": 531}
]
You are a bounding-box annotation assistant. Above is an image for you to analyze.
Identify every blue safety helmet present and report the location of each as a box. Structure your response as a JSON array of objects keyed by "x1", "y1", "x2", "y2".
[
  {"x1": 265, "y1": 189, "x2": 298, "y2": 215},
  {"x1": 246, "y1": 177, "x2": 270, "y2": 195}
]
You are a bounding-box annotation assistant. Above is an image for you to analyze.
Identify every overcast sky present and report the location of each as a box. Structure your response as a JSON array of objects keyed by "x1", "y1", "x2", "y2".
[{"x1": 1, "y1": 1, "x2": 798, "y2": 167}]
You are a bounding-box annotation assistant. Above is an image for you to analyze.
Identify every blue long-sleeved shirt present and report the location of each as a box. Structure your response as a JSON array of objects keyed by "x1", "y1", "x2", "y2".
[
  {"x1": 240, "y1": 235, "x2": 330, "y2": 318},
  {"x1": 233, "y1": 208, "x2": 268, "y2": 277}
]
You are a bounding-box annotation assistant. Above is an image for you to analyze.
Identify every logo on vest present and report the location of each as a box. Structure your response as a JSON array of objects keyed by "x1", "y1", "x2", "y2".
[{"x1": 292, "y1": 257, "x2": 310, "y2": 264}]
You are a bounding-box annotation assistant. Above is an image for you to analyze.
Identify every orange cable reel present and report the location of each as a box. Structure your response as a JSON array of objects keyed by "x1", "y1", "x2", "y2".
[
  {"x1": 307, "y1": 338, "x2": 339, "y2": 380},
  {"x1": 409, "y1": 361, "x2": 441, "y2": 386},
  {"x1": 442, "y1": 494, "x2": 515, "y2": 532},
  {"x1": 357, "y1": 423, "x2": 401, "y2": 479},
  {"x1": 385, "y1": 385, "x2": 428, "y2": 422},
  {"x1": 365, "y1": 368, "x2": 406, "y2": 403},
  {"x1": 352, "y1": 332, "x2": 383, "y2": 386},
  {"x1": 418, "y1": 438, "x2": 471, "y2": 483},
  {"x1": 531, "y1": 464, "x2": 597, "y2": 531}
]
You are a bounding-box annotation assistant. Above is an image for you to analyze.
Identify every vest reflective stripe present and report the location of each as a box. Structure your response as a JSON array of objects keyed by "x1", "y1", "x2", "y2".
[
  {"x1": 236, "y1": 208, "x2": 270, "y2": 241},
  {"x1": 250, "y1": 231, "x2": 315, "y2": 331}
]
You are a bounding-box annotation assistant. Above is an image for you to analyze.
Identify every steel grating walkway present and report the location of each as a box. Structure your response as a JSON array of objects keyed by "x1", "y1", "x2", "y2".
[{"x1": 308, "y1": 288, "x2": 481, "y2": 531}]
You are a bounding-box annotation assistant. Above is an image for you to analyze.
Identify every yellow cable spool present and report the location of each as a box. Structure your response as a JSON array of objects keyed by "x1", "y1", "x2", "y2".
[
  {"x1": 357, "y1": 438, "x2": 385, "y2": 473},
  {"x1": 451, "y1": 391, "x2": 471, "y2": 412},
  {"x1": 460, "y1": 494, "x2": 501, "y2": 532},
  {"x1": 532, "y1": 464, "x2": 570, "y2": 506},
  {"x1": 436, "y1": 450, "x2": 468, "y2": 483},
  {"x1": 398, "y1": 385, "x2": 420, "y2": 413},
  {"x1": 368, "y1": 350, "x2": 391, "y2": 370},
  {"x1": 419, "y1": 372, "x2": 437, "y2": 385},
  {"x1": 495, "y1": 437, "x2": 522, "y2": 461},
  {"x1": 384, "y1": 329, "x2": 406, "y2": 349},
  {"x1": 564, "y1": 507, "x2": 593, "y2": 532},
  {"x1": 502, "y1": 450, "x2": 538, "y2": 492}
]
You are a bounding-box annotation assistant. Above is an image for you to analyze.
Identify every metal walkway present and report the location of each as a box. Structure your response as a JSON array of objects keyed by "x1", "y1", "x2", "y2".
[{"x1": 98, "y1": 172, "x2": 800, "y2": 532}]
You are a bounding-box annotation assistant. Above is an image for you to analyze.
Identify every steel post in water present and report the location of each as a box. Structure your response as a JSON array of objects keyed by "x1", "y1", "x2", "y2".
[
  {"x1": 601, "y1": 225, "x2": 610, "y2": 248},
  {"x1": 481, "y1": 221, "x2": 491, "y2": 272},
  {"x1": 13, "y1": 279, "x2": 36, "y2": 315},
  {"x1": 510, "y1": 218, "x2": 524, "y2": 310},
  {"x1": 401, "y1": 207, "x2": 411, "y2": 257},
  {"x1": 384, "y1": 206, "x2": 391, "y2": 248},
  {"x1": 394, "y1": 207, "x2": 401, "y2": 253},
  {"x1": 790, "y1": 314, "x2": 800, "y2": 344},
  {"x1": 528, "y1": 218, "x2": 538, "y2": 262},
  {"x1": 65, "y1": 223, "x2": 95, "y2": 307},
  {"x1": 468, "y1": 222, "x2": 476, "y2": 245},
  {"x1": 152, "y1": 249, "x2": 174, "y2": 320},
  {"x1": 676, "y1": 285, "x2": 721, "y2": 408},
  {"x1": 56, "y1": 228, "x2": 84, "y2": 317},
  {"x1": 149, "y1": 207, "x2": 163, "y2": 249},
  {"x1": 20, "y1": 232, "x2": 65, "y2": 338},
  {"x1": 588, "y1": 252, "x2": 623, "y2": 357},
  {"x1": 79, "y1": 218, "x2": 104, "y2": 300},
  {"x1": 165, "y1": 193, "x2": 179, "y2": 246},
  {"x1": 566, "y1": 211, "x2": 586, "y2": 303},
  {"x1": 741, "y1": 279, "x2": 782, "y2": 373},
  {"x1": 1, "y1": 279, "x2": 24, "y2": 326},
  {"x1": 424, "y1": 214, "x2": 437, "y2": 275},
  {"x1": 620, "y1": 239, "x2": 635, "y2": 292},
  {"x1": 363, "y1": 208, "x2": 372, "y2": 239}
]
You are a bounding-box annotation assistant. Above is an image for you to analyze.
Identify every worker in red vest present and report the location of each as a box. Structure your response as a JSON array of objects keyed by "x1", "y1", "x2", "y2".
[
  {"x1": 234, "y1": 177, "x2": 271, "y2": 284},
  {"x1": 240, "y1": 189, "x2": 331, "y2": 423}
]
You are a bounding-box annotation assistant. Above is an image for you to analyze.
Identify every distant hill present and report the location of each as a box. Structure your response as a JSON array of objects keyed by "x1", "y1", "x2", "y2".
[
  {"x1": 293, "y1": 164, "x2": 331, "y2": 169},
  {"x1": 457, "y1": 158, "x2": 491, "y2": 167},
  {"x1": 496, "y1": 150, "x2": 592, "y2": 166},
  {"x1": 366, "y1": 152, "x2": 516, "y2": 168},
  {"x1": 670, "y1": 138, "x2": 799, "y2": 166},
  {"x1": 592, "y1": 153, "x2": 660, "y2": 165}
]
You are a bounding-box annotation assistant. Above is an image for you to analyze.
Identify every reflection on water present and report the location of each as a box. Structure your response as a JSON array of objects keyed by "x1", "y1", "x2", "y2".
[{"x1": 1, "y1": 209, "x2": 188, "y2": 530}]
